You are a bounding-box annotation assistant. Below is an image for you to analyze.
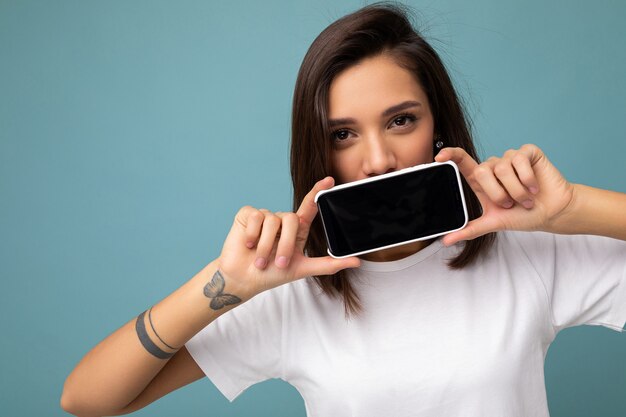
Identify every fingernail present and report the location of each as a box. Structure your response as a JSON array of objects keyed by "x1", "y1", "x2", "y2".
[
  {"x1": 503, "y1": 200, "x2": 514, "y2": 209},
  {"x1": 255, "y1": 257, "x2": 267, "y2": 269},
  {"x1": 522, "y1": 199, "x2": 534, "y2": 209},
  {"x1": 529, "y1": 186, "x2": 539, "y2": 195},
  {"x1": 246, "y1": 241, "x2": 255, "y2": 249},
  {"x1": 276, "y1": 256, "x2": 289, "y2": 268}
]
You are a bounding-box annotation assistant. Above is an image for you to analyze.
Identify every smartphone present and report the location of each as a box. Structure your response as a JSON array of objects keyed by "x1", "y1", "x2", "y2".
[{"x1": 314, "y1": 161, "x2": 468, "y2": 258}]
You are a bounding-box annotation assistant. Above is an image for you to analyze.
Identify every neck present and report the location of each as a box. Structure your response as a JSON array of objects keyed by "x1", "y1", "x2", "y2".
[{"x1": 359, "y1": 239, "x2": 434, "y2": 262}]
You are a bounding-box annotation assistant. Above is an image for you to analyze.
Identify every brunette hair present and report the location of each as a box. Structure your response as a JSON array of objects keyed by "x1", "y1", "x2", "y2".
[{"x1": 290, "y1": 2, "x2": 495, "y2": 315}]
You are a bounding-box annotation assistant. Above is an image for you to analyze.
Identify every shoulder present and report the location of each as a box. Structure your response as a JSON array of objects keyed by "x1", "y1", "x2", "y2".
[
  {"x1": 487, "y1": 230, "x2": 626, "y2": 268},
  {"x1": 494, "y1": 230, "x2": 625, "y2": 251}
]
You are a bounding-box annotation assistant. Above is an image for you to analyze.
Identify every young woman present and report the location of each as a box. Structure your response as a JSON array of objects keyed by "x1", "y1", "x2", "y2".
[{"x1": 62, "y1": 4, "x2": 626, "y2": 416}]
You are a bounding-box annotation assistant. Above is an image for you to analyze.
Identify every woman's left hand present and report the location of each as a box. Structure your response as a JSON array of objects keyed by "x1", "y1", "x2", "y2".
[{"x1": 434, "y1": 144, "x2": 575, "y2": 245}]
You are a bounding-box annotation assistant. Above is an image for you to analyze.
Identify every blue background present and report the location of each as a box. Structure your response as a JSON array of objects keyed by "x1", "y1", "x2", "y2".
[{"x1": 1, "y1": 0, "x2": 625, "y2": 416}]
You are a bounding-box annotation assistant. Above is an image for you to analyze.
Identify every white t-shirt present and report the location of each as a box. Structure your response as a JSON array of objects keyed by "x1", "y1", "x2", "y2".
[{"x1": 186, "y1": 231, "x2": 626, "y2": 416}]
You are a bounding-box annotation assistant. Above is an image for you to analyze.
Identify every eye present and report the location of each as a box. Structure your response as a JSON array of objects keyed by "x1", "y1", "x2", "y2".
[
  {"x1": 331, "y1": 129, "x2": 352, "y2": 142},
  {"x1": 390, "y1": 113, "x2": 417, "y2": 128}
]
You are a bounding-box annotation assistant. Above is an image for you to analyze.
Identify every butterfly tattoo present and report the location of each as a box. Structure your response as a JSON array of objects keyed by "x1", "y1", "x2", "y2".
[{"x1": 203, "y1": 270, "x2": 242, "y2": 310}]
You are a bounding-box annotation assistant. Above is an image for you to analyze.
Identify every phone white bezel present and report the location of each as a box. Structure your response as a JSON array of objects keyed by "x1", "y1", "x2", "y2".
[{"x1": 314, "y1": 161, "x2": 469, "y2": 259}]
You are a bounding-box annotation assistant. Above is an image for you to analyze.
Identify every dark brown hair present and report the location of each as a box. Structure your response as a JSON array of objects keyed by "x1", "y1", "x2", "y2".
[{"x1": 290, "y1": 3, "x2": 495, "y2": 315}]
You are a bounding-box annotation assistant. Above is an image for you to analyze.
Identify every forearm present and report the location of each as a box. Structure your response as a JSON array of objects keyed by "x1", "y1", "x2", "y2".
[
  {"x1": 548, "y1": 184, "x2": 626, "y2": 240},
  {"x1": 61, "y1": 259, "x2": 251, "y2": 416}
]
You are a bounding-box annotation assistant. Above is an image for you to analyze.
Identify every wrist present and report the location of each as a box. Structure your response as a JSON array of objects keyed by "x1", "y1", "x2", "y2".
[
  {"x1": 145, "y1": 259, "x2": 251, "y2": 349},
  {"x1": 545, "y1": 183, "x2": 581, "y2": 235},
  {"x1": 547, "y1": 184, "x2": 626, "y2": 240},
  {"x1": 205, "y1": 258, "x2": 258, "y2": 304}
]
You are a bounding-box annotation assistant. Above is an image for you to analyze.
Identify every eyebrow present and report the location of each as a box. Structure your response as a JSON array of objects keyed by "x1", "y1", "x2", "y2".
[{"x1": 328, "y1": 100, "x2": 422, "y2": 127}]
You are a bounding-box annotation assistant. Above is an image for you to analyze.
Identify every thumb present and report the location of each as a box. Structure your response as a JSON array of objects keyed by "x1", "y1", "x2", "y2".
[
  {"x1": 297, "y1": 256, "x2": 361, "y2": 277},
  {"x1": 442, "y1": 217, "x2": 496, "y2": 246}
]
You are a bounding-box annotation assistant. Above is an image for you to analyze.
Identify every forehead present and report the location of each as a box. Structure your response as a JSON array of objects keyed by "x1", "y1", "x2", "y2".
[{"x1": 328, "y1": 54, "x2": 429, "y2": 117}]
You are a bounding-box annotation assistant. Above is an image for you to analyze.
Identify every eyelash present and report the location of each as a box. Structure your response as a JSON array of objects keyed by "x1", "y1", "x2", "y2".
[
  {"x1": 331, "y1": 113, "x2": 418, "y2": 143},
  {"x1": 390, "y1": 113, "x2": 418, "y2": 127}
]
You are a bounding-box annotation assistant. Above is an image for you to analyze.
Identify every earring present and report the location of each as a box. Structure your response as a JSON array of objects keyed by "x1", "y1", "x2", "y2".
[{"x1": 435, "y1": 134, "x2": 444, "y2": 149}]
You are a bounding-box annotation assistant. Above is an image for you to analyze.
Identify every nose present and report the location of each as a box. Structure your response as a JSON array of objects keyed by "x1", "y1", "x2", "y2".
[{"x1": 363, "y1": 133, "x2": 397, "y2": 177}]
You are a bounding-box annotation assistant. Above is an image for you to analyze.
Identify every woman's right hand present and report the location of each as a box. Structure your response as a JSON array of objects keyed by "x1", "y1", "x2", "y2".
[{"x1": 218, "y1": 176, "x2": 361, "y2": 298}]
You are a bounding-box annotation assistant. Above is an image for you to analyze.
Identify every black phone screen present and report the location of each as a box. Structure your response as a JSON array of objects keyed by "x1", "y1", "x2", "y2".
[{"x1": 316, "y1": 163, "x2": 467, "y2": 257}]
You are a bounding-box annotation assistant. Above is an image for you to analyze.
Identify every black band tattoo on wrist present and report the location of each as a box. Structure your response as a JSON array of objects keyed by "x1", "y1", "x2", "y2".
[
  {"x1": 135, "y1": 310, "x2": 175, "y2": 359},
  {"x1": 203, "y1": 270, "x2": 242, "y2": 310}
]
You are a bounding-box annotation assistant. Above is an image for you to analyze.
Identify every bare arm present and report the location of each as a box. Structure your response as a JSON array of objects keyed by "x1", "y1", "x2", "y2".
[
  {"x1": 61, "y1": 178, "x2": 359, "y2": 416},
  {"x1": 549, "y1": 184, "x2": 626, "y2": 241},
  {"x1": 61, "y1": 259, "x2": 248, "y2": 416},
  {"x1": 110, "y1": 346, "x2": 204, "y2": 415}
]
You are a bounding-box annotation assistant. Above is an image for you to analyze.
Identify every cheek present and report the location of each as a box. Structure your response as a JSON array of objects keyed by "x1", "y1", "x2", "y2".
[
  {"x1": 330, "y1": 150, "x2": 358, "y2": 184},
  {"x1": 401, "y1": 137, "x2": 434, "y2": 166}
]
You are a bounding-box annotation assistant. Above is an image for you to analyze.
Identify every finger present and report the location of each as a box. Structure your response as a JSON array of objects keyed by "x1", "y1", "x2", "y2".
[
  {"x1": 296, "y1": 255, "x2": 361, "y2": 278},
  {"x1": 434, "y1": 147, "x2": 479, "y2": 186},
  {"x1": 244, "y1": 209, "x2": 264, "y2": 248},
  {"x1": 273, "y1": 212, "x2": 299, "y2": 269},
  {"x1": 473, "y1": 163, "x2": 515, "y2": 208},
  {"x1": 254, "y1": 213, "x2": 282, "y2": 270},
  {"x1": 296, "y1": 176, "x2": 334, "y2": 224},
  {"x1": 518, "y1": 143, "x2": 544, "y2": 166},
  {"x1": 442, "y1": 216, "x2": 499, "y2": 246},
  {"x1": 295, "y1": 176, "x2": 335, "y2": 247},
  {"x1": 493, "y1": 160, "x2": 534, "y2": 209},
  {"x1": 234, "y1": 205, "x2": 257, "y2": 228},
  {"x1": 511, "y1": 153, "x2": 539, "y2": 195}
]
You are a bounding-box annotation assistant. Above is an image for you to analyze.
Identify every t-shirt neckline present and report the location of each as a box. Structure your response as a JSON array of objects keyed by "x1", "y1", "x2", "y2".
[{"x1": 356, "y1": 238, "x2": 446, "y2": 272}]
